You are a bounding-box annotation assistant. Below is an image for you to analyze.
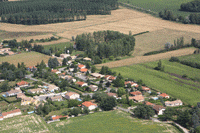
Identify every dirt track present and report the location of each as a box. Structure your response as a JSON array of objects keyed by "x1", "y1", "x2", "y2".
[{"x1": 96, "y1": 48, "x2": 197, "y2": 68}]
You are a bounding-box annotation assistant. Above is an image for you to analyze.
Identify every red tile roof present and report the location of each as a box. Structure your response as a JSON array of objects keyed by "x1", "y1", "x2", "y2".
[
  {"x1": 80, "y1": 68, "x2": 88, "y2": 72},
  {"x1": 2, "y1": 109, "x2": 21, "y2": 116},
  {"x1": 16, "y1": 81, "x2": 28, "y2": 86},
  {"x1": 129, "y1": 95, "x2": 144, "y2": 101},
  {"x1": 108, "y1": 76, "x2": 116, "y2": 80},
  {"x1": 0, "y1": 116, "x2": 3, "y2": 118},
  {"x1": 76, "y1": 81, "x2": 86, "y2": 86},
  {"x1": 65, "y1": 92, "x2": 79, "y2": 96},
  {"x1": 144, "y1": 101, "x2": 155, "y2": 106},
  {"x1": 78, "y1": 64, "x2": 85, "y2": 68},
  {"x1": 130, "y1": 91, "x2": 142, "y2": 96},
  {"x1": 51, "y1": 69, "x2": 58, "y2": 73},
  {"x1": 107, "y1": 93, "x2": 117, "y2": 97},
  {"x1": 159, "y1": 93, "x2": 169, "y2": 98},
  {"x1": 52, "y1": 115, "x2": 68, "y2": 120},
  {"x1": 82, "y1": 101, "x2": 97, "y2": 107},
  {"x1": 142, "y1": 86, "x2": 151, "y2": 91}
]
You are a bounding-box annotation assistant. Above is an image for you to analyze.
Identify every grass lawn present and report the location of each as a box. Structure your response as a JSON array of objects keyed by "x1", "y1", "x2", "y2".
[
  {"x1": 0, "y1": 114, "x2": 51, "y2": 133},
  {"x1": 0, "y1": 51, "x2": 51, "y2": 67},
  {"x1": 71, "y1": 50, "x2": 84, "y2": 56},
  {"x1": 49, "y1": 110, "x2": 180, "y2": 133},
  {"x1": 112, "y1": 59, "x2": 200, "y2": 105},
  {"x1": 178, "y1": 54, "x2": 200, "y2": 64},
  {"x1": 119, "y1": 0, "x2": 193, "y2": 16},
  {"x1": 43, "y1": 42, "x2": 73, "y2": 52}
]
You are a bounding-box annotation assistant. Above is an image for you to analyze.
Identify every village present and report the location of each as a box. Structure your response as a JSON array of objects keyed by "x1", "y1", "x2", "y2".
[{"x1": 0, "y1": 52, "x2": 184, "y2": 123}]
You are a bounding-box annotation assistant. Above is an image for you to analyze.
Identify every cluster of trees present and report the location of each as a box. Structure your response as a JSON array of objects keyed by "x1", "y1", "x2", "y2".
[
  {"x1": 133, "y1": 104, "x2": 155, "y2": 119},
  {"x1": 0, "y1": 0, "x2": 118, "y2": 25},
  {"x1": 0, "y1": 62, "x2": 26, "y2": 82},
  {"x1": 75, "y1": 30, "x2": 135, "y2": 63},
  {"x1": 161, "y1": 103, "x2": 200, "y2": 132},
  {"x1": 99, "y1": 66, "x2": 116, "y2": 75},
  {"x1": 48, "y1": 58, "x2": 60, "y2": 69},
  {"x1": 154, "y1": 60, "x2": 164, "y2": 71},
  {"x1": 180, "y1": 1, "x2": 200, "y2": 12}
]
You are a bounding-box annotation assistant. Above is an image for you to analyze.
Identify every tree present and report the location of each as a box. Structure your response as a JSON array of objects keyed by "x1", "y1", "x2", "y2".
[
  {"x1": 86, "y1": 62, "x2": 90, "y2": 69},
  {"x1": 105, "y1": 81, "x2": 111, "y2": 87},
  {"x1": 162, "y1": 108, "x2": 175, "y2": 121},
  {"x1": 91, "y1": 66, "x2": 96, "y2": 73},
  {"x1": 133, "y1": 104, "x2": 155, "y2": 119},
  {"x1": 62, "y1": 58, "x2": 67, "y2": 66},
  {"x1": 0, "y1": 81, "x2": 10, "y2": 92},
  {"x1": 192, "y1": 113, "x2": 200, "y2": 129},
  {"x1": 117, "y1": 87, "x2": 126, "y2": 97},
  {"x1": 83, "y1": 107, "x2": 90, "y2": 114},
  {"x1": 71, "y1": 107, "x2": 81, "y2": 116},
  {"x1": 154, "y1": 60, "x2": 164, "y2": 71},
  {"x1": 177, "y1": 110, "x2": 192, "y2": 129},
  {"x1": 100, "y1": 96, "x2": 117, "y2": 111},
  {"x1": 113, "y1": 73, "x2": 124, "y2": 87}
]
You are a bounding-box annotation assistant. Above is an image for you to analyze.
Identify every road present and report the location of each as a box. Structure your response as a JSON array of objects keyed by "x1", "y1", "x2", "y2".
[
  {"x1": 25, "y1": 74, "x2": 50, "y2": 85},
  {"x1": 117, "y1": 106, "x2": 135, "y2": 115}
]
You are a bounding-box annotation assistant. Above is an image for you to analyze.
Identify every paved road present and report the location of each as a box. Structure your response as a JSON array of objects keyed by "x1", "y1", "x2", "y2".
[
  {"x1": 117, "y1": 106, "x2": 134, "y2": 115},
  {"x1": 58, "y1": 67, "x2": 67, "y2": 72},
  {"x1": 25, "y1": 74, "x2": 50, "y2": 85}
]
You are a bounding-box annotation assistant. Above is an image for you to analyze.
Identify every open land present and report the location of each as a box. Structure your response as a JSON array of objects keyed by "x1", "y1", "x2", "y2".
[
  {"x1": 119, "y1": 0, "x2": 193, "y2": 16},
  {"x1": 0, "y1": 114, "x2": 50, "y2": 133},
  {"x1": 111, "y1": 59, "x2": 200, "y2": 105},
  {"x1": 48, "y1": 110, "x2": 180, "y2": 133},
  {"x1": 178, "y1": 53, "x2": 200, "y2": 64},
  {"x1": 0, "y1": 52, "x2": 51, "y2": 66},
  {"x1": 1, "y1": 8, "x2": 200, "y2": 56}
]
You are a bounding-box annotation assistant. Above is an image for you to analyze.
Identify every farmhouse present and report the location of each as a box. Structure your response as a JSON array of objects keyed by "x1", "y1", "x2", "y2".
[
  {"x1": 76, "y1": 81, "x2": 88, "y2": 87},
  {"x1": 90, "y1": 73, "x2": 105, "y2": 78},
  {"x1": 65, "y1": 92, "x2": 80, "y2": 99},
  {"x1": 1, "y1": 109, "x2": 22, "y2": 119},
  {"x1": 48, "y1": 84, "x2": 59, "y2": 92},
  {"x1": 125, "y1": 81, "x2": 138, "y2": 87},
  {"x1": 153, "y1": 105, "x2": 166, "y2": 115},
  {"x1": 89, "y1": 85, "x2": 98, "y2": 92},
  {"x1": 159, "y1": 93, "x2": 170, "y2": 99},
  {"x1": 81, "y1": 101, "x2": 98, "y2": 110},
  {"x1": 28, "y1": 88, "x2": 44, "y2": 94},
  {"x1": 16, "y1": 81, "x2": 29, "y2": 88},
  {"x1": 6, "y1": 89, "x2": 22, "y2": 97},
  {"x1": 129, "y1": 95, "x2": 144, "y2": 102},
  {"x1": 130, "y1": 91, "x2": 142, "y2": 96},
  {"x1": 165, "y1": 100, "x2": 183, "y2": 107},
  {"x1": 50, "y1": 95, "x2": 63, "y2": 101}
]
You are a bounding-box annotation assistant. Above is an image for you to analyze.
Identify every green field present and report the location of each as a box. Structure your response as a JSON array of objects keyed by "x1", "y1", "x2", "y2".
[
  {"x1": 49, "y1": 110, "x2": 179, "y2": 133},
  {"x1": 119, "y1": 0, "x2": 193, "y2": 16},
  {"x1": 178, "y1": 54, "x2": 200, "y2": 64},
  {"x1": 43, "y1": 42, "x2": 73, "y2": 52},
  {"x1": 112, "y1": 59, "x2": 200, "y2": 105},
  {"x1": 0, "y1": 114, "x2": 50, "y2": 133}
]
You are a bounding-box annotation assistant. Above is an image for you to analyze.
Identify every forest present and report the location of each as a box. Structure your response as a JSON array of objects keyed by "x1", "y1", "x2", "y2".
[
  {"x1": 75, "y1": 30, "x2": 135, "y2": 61},
  {"x1": 0, "y1": 0, "x2": 118, "y2": 25}
]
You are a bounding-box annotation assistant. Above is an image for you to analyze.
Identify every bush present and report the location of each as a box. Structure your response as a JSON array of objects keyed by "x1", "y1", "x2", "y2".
[{"x1": 169, "y1": 57, "x2": 180, "y2": 62}]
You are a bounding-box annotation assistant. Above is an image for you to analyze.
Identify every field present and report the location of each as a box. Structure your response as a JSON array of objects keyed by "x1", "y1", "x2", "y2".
[
  {"x1": 0, "y1": 52, "x2": 51, "y2": 66},
  {"x1": 119, "y1": 0, "x2": 193, "y2": 16},
  {"x1": 96, "y1": 48, "x2": 197, "y2": 68},
  {"x1": 43, "y1": 42, "x2": 73, "y2": 51},
  {"x1": 0, "y1": 8, "x2": 200, "y2": 56},
  {"x1": 178, "y1": 53, "x2": 200, "y2": 64},
  {"x1": 112, "y1": 59, "x2": 200, "y2": 105},
  {"x1": 49, "y1": 110, "x2": 180, "y2": 133},
  {"x1": 0, "y1": 114, "x2": 50, "y2": 133}
]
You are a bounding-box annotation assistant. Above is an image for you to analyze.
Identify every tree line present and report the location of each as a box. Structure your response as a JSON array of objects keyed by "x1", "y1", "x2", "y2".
[
  {"x1": 75, "y1": 30, "x2": 135, "y2": 62},
  {"x1": 0, "y1": 0, "x2": 118, "y2": 25},
  {"x1": 180, "y1": 0, "x2": 200, "y2": 12}
]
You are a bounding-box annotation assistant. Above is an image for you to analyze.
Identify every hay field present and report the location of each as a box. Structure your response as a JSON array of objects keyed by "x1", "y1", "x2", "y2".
[
  {"x1": 0, "y1": 114, "x2": 50, "y2": 133},
  {"x1": 96, "y1": 48, "x2": 197, "y2": 68},
  {"x1": 0, "y1": 52, "x2": 51, "y2": 66}
]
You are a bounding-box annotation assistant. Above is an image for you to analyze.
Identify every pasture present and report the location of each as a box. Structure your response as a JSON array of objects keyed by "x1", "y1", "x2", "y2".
[
  {"x1": 0, "y1": 52, "x2": 51, "y2": 67},
  {"x1": 49, "y1": 110, "x2": 179, "y2": 133},
  {"x1": 119, "y1": 0, "x2": 193, "y2": 16},
  {"x1": 43, "y1": 42, "x2": 72, "y2": 51},
  {"x1": 112, "y1": 59, "x2": 200, "y2": 105},
  {"x1": 0, "y1": 114, "x2": 50, "y2": 133},
  {"x1": 178, "y1": 53, "x2": 200, "y2": 64},
  {"x1": 0, "y1": 8, "x2": 200, "y2": 56}
]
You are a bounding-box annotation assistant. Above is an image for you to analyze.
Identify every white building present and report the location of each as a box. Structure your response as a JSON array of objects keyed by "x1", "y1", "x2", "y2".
[
  {"x1": 81, "y1": 101, "x2": 98, "y2": 110},
  {"x1": 65, "y1": 92, "x2": 80, "y2": 99},
  {"x1": 165, "y1": 100, "x2": 183, "y2": 107}
]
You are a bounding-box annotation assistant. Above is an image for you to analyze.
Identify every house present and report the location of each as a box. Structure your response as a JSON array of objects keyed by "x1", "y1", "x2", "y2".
[
  {"x1": 76, "y1": 81, "x2": 88, "y2": 87},
  {"x1": 50, "y1": 95, "x2": 63, "y2": 101},
  {"x1": 48, "y1": 85, "x2": 59, "y2": 92},
  {"x1": 83, "y1": 57, "x2": 92, "y2": 61},
  {"x1": 16, "y1": 81, "x2": 29, "y2": 88},
  {"x1": 81, "y1": 101, "x2": 98, "y2": 110},
  {"x1": 21, "y1": 96, "x2": 33, "y2": 105},
  {"x1": 90, "y1": 73, "x2": 105, "y2": 78},
  {"x1": 78, "y1": 64, "x2": 86, "y2": 69},
  {"x1": 153, "y1": 105, "x2": 166, "y2": 115},
  {"x1": 17, "y1": 93, "x2": 25, "y2": 99},
  {"x1": 89, "y1": 85, "x2": 98, "y2": 92},
  {"x1": 65, "y1": 92, "x2": 80, "y2": 99},
  {"x1": 69, "y1": 68, "x2": 74, "y2": 72},
  {"x1": 2, "y1": 109, "x2": 22, "y2": 119},
  {"x1": 6, "y1": 89, "x2": 22, "y2": 97},
  {"x1": 104, "y1": 75, "x2": 111, "y2": 80},
  {"x1": 159, "y1": 93, "x2": 170, "y2": 99},
  {"x1": 51, "y1": 69, "x2": 61, "y2": 74},
  {"x1": 80, "y1": 68, "x2": 88, "y2": 73},
  {"x1": 70, "y1": 56, "x2": 77, "y2": 60},
  {"x1": 130, "y1": 91, "x2": 142, "y2": 96},
  {"x1": 129, "y1": 95, "x2": 144, "y2": 102},
  {"x1": 28, "y1": 88, "x2": 44, "y2": 94},
  {"x1": 27, "y1": 66, "x2": 37, "y2": 71},
  {"x1": 144, "y1": 101, "x2": 155, "y2": 106},
  {"x1": 165, "y1": 100, "x2": 183, "y2": 107},
  {"x1": 50, "y1": 115, "x2": 68, "y2": 122},
  {"x1": 60, "y1": 54, "x2": 70, "y2": 59},
  {"x1": 125, "y1": 81, "x2": 138, "y2": 87},
  {"x1": 61, "y1": 75, "x2": 76, "y2": 82},
  {"x1": 107, "y1": 93, "x2": 117, "y2": 98},
  {"x1": 108, "y1": 76, "x2": 116, "y2": 81},
  {"x1": 141, "y1": 86, "x2": 151, "y2": 93}
]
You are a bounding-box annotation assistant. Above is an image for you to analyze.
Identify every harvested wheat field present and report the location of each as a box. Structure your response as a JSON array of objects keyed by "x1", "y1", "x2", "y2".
[
  {"x1": 1, "y1": 8, "x2": 200, "y2": 55},
  {"x1": 96, "y1": 48, "x2": 197, "y2": 68}
]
